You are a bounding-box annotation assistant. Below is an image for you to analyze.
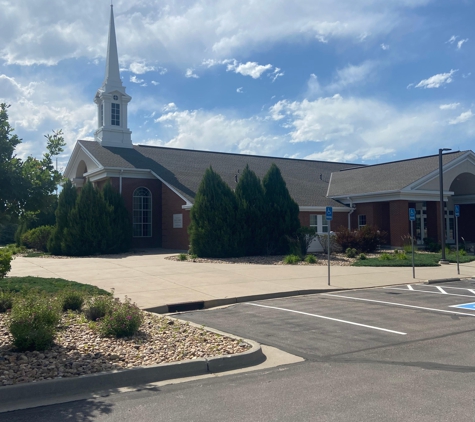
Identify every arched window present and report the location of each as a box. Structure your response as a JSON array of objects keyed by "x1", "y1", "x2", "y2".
[{"x1": 133, "y1": 187, "x2": 152, "y2": 237}]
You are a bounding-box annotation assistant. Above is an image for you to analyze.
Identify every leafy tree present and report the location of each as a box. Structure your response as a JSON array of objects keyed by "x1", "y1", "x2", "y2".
[
  {"x1": 189, "y1": 167, "x2": 239, "y2": 258},
  {"x1": 47, "y1": 180, "x2": 77, "y2": 255},
  {"x1": 262, "y1": 163, "x2": 300, "y2": 254},
  {"x1": 235, "y1": 164, "x2": 267, "y2": 256},
  {"x1": 102, "y1": 181, "x2": 131, "y2": 253},
  {"x1": 61, "y1": 182, "x2": 113, "y2": 256}
]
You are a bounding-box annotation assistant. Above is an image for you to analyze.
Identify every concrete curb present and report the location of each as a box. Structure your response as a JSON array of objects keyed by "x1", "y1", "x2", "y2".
[
  {"x1": 0, "y1": 323, "x2": 265, "y2": 413},
  {"x1": 424, "y1": 277, "x2": 474, "y2": 284}
]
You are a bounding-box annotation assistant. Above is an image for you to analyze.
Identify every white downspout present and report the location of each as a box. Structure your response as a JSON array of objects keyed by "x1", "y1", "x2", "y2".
[
  {"x1": 119, "y1": 169, "x2": 123, "y2": 194},
  {"x1": 347, "y1": 197, "x2": 355, "y2": 230}
]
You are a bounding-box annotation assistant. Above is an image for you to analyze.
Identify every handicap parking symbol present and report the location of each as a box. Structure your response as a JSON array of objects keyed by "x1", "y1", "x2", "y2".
[{"x1": 450, "y1": 302, "x2": 475, "y2": 310}]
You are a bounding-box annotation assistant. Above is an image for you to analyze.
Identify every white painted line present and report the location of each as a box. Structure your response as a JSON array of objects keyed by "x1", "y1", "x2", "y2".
[
  {"x1": 383, "y1": 287, "x2": 475, "y2": 298},
  {"x1": 322, "y1": 294, "x2": 475, "y2": 317},
  {"x1": 245, "y1": 302, "x2": 406, "y2": 335},
  {"x1": 407, "y1": 285, "x2": 414, "y2": 291},
  {"x1": 429, "y1": 285, "x2": 475, "y2": 294},
  {"x1": 436, "y1": 286, "x2": 447, "y2": 294}
]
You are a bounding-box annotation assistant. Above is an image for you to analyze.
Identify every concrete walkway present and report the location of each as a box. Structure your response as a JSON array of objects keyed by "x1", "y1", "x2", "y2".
[{"x1": 8, "y1": 251, "x2": 475, "y2": 310}]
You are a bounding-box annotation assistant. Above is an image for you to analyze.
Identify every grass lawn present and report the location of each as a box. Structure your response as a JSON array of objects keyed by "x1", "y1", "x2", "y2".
[
  {"x1": 352, "y1": 252, "x2": 475, "y2": 267},
  {"x1": 0, "y1": 276, "x2": 110, "y2": 296}
]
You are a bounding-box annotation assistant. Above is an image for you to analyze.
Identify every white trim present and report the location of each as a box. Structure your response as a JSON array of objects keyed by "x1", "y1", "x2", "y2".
[
  {"x1": 299, "y1": 206, "x2": 350, "y2": 212},
  {"x1": 332, "y1": 190, "x2": 453, "y2": 204},
  {"x1": 63, "y1": 141, "x2": 103, "y2": 179},
  {"x1": 149, "y1": 170, "x2": 193, "y2": 207}
]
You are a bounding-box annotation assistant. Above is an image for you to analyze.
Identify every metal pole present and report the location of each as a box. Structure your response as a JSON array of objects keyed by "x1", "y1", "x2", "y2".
[
  {"x1": 327, "y1": 222, "x2": 331, "y2": 286},
  {"x1": 439, "y1": 148, "x2": 451, "y2": 264},
  {"x1": 456, "y1": 216, "x2": 460, "y2": 275},
  {"x1": 411, "y1": 220, "x2": 415, "y2": 279}
]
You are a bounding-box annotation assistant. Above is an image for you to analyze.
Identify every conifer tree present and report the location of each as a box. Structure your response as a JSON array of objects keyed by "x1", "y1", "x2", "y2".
[
  {"x1": 235, "y1": 164, "x2": 267, "y2": 256},
  {"x1": 262, "y1": 163, "x2": 300, "y2": 254},
  {"x1": 62, "y1": 182, "x2": 112, "y2": 256},
  {"x1": 47, "y1": 179, "x2": 77, "y2": 255},
  {"x1": 189, "y1": 167, "x2": 239, "y2": 258},
  {"x1": 102, "y1": 181, "x2": 131, "y2": 253}
]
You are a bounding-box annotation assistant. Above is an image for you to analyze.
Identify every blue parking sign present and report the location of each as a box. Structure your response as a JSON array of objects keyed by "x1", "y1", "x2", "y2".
[
  {"x1": 409, "y1": 208, "x2": 416, "y2": 221},
  {"x1": 325, "y1": 206, "x2": 333, "y2": 221},
  {"x1": 455, "y1": 205, "x2": 460, "y2": 217}
]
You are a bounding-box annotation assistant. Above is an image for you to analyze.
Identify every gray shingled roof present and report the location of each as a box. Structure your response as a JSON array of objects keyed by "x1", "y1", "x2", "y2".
[
  {"x1": 327, "y1": 151, "x2": 467, "y2": 197},
  {"x1": 79, "y1": 140, "x2": 358, "y2": 208}
]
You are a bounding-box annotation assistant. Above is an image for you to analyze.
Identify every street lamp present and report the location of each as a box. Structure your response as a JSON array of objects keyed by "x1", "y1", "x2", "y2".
[{"x1": 439, "y1": 148, "x2": 452, "y2": 264}]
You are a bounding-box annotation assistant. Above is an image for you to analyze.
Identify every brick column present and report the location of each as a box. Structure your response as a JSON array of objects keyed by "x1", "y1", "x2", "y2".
[{"x1": 389, "y1": 201, "x2": 409, "y2": 246}]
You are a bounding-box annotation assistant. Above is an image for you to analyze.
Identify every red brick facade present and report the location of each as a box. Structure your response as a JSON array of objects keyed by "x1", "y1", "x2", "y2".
[{"x1": 161, "y1": 185, "x2": 191, "y2": 250}]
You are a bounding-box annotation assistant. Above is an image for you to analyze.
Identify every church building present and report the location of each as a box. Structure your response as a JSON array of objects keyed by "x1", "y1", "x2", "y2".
[{"x1": 64, "y1": 6, "x2": 475, "y2": 252}]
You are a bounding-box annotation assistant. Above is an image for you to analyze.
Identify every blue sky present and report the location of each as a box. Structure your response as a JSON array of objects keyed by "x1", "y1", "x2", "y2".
[{"x1": 1, "y1": 0, "x2": 474, "y2": 171}]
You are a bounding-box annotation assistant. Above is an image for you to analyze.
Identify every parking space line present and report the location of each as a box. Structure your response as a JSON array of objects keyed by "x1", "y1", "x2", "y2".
[
  {"x1": 245, "y1": 302, "x2": 406, "y2": 335},
  {"x1": 322, "y1": 293, "x2": 475, "y2": 317},
  {"x1": 383, "y1": 287, "x2": 475, "y2": 298},
  {"x1": 432, "y1": 286, "x2": 475, "y2": 294},
  {"x1": 436, "y1": 286, "x2": 447, "y2": 294},
  {"x1": 407, "y1": 285, "x2": 414, "y2": 290}
]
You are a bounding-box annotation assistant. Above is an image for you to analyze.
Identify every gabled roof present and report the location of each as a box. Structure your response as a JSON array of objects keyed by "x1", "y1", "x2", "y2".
[
  {"x1": 78, "y1": 140, "x2": 360, "y2": 208},
  {"x1": 327, "y1": 151, "x2": 467, "y2": 198}
]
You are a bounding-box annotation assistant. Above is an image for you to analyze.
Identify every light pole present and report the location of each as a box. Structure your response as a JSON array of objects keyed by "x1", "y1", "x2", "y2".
[{"x1": 439, "y1": 148, "x2": 451, "y2": 264}]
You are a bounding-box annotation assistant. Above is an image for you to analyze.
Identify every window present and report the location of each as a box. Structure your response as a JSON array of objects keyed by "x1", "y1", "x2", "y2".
[
  {"x1": 133, "y1": 187, "x2": 152, "y2": 237},
  {"x1": 310, "y1": 214, "x2": 328, "y2": 233},
  {"x1": 111, "y1": 103, "x2": 120, "y2": 126},
  {"x1": 358, "y1": 215, "x2": 366, "y2": 229}
]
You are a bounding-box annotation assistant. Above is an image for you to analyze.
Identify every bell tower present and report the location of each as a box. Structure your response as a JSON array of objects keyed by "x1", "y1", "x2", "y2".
[{"x1": 94, "y1": 5, "x2": 132, "y2": 148}]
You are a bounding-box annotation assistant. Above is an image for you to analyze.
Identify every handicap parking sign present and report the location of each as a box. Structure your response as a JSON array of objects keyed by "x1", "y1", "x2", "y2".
[
  {"x1": 409, "y1": 208, "x2": 416, "y2": 221},
  {"x1": 450, "y1": 302, "x2": 475, "y2": 310},
  {"x1": 455, "y1": 205, "x2": 460, "y2": 217},
  {"x1": 325, "y1": 206, "x2": 333, "y2": 221}
]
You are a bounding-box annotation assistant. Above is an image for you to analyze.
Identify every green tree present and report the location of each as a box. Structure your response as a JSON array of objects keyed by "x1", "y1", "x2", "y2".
[
  {"x1": 47, "y1": 179, "x2": 77, "y2": 255},
  {"x1": 235, "y1": 164, "x2": 267, "y2": 256},
  {"x1": 102, "y1": 181, "x2": 131, "y2": 253},
  {"x1": 262, "y1": 163, "x2": 301, "y2": 254},
  {"x1": 61, "y1": 182, "x2": 112, "y2": 256},
  {"x1": 189, "y1": 167, "x2": 239, "y2": 258}
]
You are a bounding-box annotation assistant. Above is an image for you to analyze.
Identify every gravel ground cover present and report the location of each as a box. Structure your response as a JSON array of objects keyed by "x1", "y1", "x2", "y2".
[{"x1": 0, "y1": 311, "x2": 250, "y2": 387}]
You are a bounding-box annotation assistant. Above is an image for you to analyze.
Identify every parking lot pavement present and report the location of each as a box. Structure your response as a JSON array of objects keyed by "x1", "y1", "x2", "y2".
[{"x1": 177, "y1": 279, "x2": 475, "y2": 363}]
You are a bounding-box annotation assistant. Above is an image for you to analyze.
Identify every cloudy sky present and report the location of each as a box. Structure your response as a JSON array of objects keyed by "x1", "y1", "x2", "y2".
[{"x1": 1, "y1": 0, "x2": 474, "y2": 170}]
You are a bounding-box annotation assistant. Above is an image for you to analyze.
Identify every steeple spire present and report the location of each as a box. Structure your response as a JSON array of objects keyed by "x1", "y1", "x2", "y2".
[
  {"x1": 102, "y1": 5, "x2": 124, "y2": 93},
  {"x1": 94, "y1": 5, "x2": 132, "y2": 148}
]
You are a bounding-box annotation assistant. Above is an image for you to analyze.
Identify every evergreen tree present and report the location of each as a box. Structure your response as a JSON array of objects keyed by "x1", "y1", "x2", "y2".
[
  {"x1": 235, "y1": 164, "x2": 267, "y2": 256},
  {"x1": 262, "y1": 163, "x2": 301, "y2": 254},
  {"x1": 47, "y1": 180, "x2": 77, "y2": 255},
  {"x1": 102, "y1": 181, "x2": 131, "y2": 253},
  {"x1": 62, "y1": 182, "x2": 112, "y2": 256},
  {"x1": 189, "y1": 167, "x2": 239, "y2": 258}
]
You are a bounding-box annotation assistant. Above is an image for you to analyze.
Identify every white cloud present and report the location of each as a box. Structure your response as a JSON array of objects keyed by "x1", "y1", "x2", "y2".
[
  {"x1": 380, "y1": 43, "x2": 389, "y2": 50},
  {"x1": 462, "y1": 73, "x2": 471, "y2": 79},
  {"x1": 130, "y1": 75, "x2": 145, "y2": 84},
  {"x1": 446, "y1": 35, "x2": 458, "y2": 44},
  {"x1": 457, "y1": 39, "x2": 468, "y2": 49},
  {"x1": 185, "y1": 68, "x2": 199, "y2": 78},
  {"x1": 327, "y1": 61, "x2": 376, "y2": 92},
  {"x1": 226, "y1": 60, "x2": 273, "y2": 79},
  {"x1": 129, "y1": 62, "x2": 155, "y2": 74},
  {"x1": 236, "y1": 87, "x2": 243, "y2": 93},
  {"x1": 270, "y1": 68, "x2": 284, "y2": 82},
  {"x1": 163, "y1": 103, "x2": 177, "y2": 112},
  {"x1": 307, "y1": 74, "x2": 322, "y2": 97},
  {"x1": 439, "y1": 103, "x2": 460, "y2": 110},
  {"x1": 449, "y1": 110, "x2": 473, "y2": 125},
  {"x1": 415, "y1": 69, "x2": 457, "y2": 89},
  {"x1": 151, "y1": 81, "x2": 160, "y2": 85}
]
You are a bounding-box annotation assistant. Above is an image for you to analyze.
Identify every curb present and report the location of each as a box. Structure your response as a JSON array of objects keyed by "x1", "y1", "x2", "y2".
[
  {"x1": 424, "y1": 277, "x2": 474, "y2": 284},
  {"x1": 0, "y1": 326, "x2": 265, "y2": 413}
]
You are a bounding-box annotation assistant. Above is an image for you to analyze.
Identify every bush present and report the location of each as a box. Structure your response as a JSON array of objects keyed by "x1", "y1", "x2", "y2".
[
  {"x1": 423, "y1": 237, "x2": 440, "y2": 253},
  {"x1": 460, "y1": 249, "x2": 467, "y2": 256},
  {"x1": 304, "y1": 254, "x2": 317, "y2": 264},
  {"x1": 297, "y1": 226, "x2": 318, "y2": 257},
  {"x1": 21, "y1": 225, "x2": 54, "y2": 251},
  {"x1": 97, "y1": 297, "x2": 143, "y2": 338},
  {"x1": 396, "y1": 251, "x2": 407, "y2": 260},
  {"x1": 335, "y1": 226, "x2": 386, "y2": 253},
  {"x1": 8, "y1": 294, "x2": 61, "y2": 351},
  {"x1": 83, "y1": 295, "x2": 115, "y2": 321},
  {"x1": 60, "y1": 289, "x2": 85, "y2": 312},
  {"x1": 0, "y1": 250, "x2": 13, "y2": 278},
  {"x1": 178, "y1": 253, "x2": 188, "y2": 261},
  {"x1": 316, "y1": 233, "x2": 341, "y2": 254},
  {"x1": 0, "y1": 223, "x2": 17, "y2": 246},
  {"x1": 379, "y1": 253, "x2": 392, "y2": 261},
  {"x1": 0, "y1": 290, "x2": 14, "y2": 313},
  {"x1": 283, "y1": 254, "x2": 301, "y2": 264},
  {"x1": 334, "y1": 227, "x2": 359, "y2": 251},
  {"x1": 346, "y1": 248, "x2": 357, "y2": 258},
  {"x1": 359, "y1": 253, "x2": 367, "y2": 260}
]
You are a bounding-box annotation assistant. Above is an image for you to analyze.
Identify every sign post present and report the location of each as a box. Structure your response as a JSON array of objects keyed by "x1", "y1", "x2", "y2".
[
  {"x1": 455, "y1": 205, "x2": 460, "y2": 275},
  {"x1": 325, "y1": 207, "x2": 333, "y2": 286},
  {"x1": 409, "y1": 208, "x2": 416, "y2": 279}
]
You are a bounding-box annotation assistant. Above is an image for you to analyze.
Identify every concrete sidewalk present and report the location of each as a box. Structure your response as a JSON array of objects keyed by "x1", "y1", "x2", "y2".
[{"x1": 8, "y1": 251, "x2": 475, "y2": 311}]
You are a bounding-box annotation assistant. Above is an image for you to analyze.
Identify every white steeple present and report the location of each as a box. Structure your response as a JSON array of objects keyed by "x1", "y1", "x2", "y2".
[{"x1": 94, "y1": 5, "x2": 132, "y2": 148}]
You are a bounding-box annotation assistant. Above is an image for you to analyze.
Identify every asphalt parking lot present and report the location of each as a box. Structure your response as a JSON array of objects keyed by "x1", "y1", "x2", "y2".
[{"x1": 178, "y1": 279, "x2": 475, "y2": 364}]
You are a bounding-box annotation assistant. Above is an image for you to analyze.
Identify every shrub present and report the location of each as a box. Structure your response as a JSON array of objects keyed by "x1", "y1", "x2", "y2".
[
  {"x1": 8, "y1": 294, "x2": 61, "y2": 351},
  {"x1": 97, "y1": 297, "x2": 143, "y2": 338},
  {"x1": 283, "y1": 254, "x2": 301, "y2": 264},
  {"x1": 379, "y1": 253, "x2": 392, "y2": 261},
  {"x1": 316, "y1": 233, "x2": 341, "y2": 254},
  {"x1": 396, "y1": 251, "x2": 407, "y2": 260},
  {"x1": 304, "y1": 254, "x2": 317, "y2": 264},
  {"x1": 346, "y1": 248, "x2": 357, "y2": 258},
  {"x1": 423, "y1": 237, "x2": 440, "y2": 253},
  {"x1": 178, "y1": 253, "x2": 188, "y2": 261},
  {"x1": 60, "y1": 289, "x2": 85, "y2": 312},
  {"x1": 0, "y1": 250, "x2": 13, "y2": 278},
  {"x1": 334, "y1": 227, "x2": 359, "y2": 251},
  {"x1": 0, "y1": 290, "x2": 14, "y2": 313},
  {"x1": 359, "y1": 253, "x2": 367, "y2": 260},
  {"x1": 0, "y1": 223, "x2": 17, "y2": 246},
  {"x1": 336, "y1": 226, "x2": 386, "y2": 253},
  {"x1": 83, "y1": 295, "x2": 115, "y2": 321},
  {"x1": 460, "y1": 249, "x2": 467, "y2": 256},
  {"x1": 21, "y1": 225, "x2": 54, "y2": 252},
  {"x1": 297, "y1": 226, "x2": 318, "y2": 257}
]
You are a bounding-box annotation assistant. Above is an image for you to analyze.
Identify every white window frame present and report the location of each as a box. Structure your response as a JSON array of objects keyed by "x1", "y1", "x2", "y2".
[
  {"x1": 310, "y1": 214, "x2": 329, "y2": 233},
  {"x1": 358, "y1": 215, "x2": 366, "y2": 229},
  {"x1": 133, "y1": 187, "x2": 152, "y2": 238}
]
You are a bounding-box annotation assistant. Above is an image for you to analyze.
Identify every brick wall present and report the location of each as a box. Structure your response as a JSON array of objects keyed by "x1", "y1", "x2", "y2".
[
  {"x1": 388, "y1": 200, "x2": 409, "y2": 246},
  {"x1": 161, "y1": 185, "x2": 190, "y2": 250}
]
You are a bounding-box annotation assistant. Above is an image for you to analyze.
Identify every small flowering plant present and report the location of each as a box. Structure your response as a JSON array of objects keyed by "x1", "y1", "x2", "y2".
[{"x1": 97, "y1": 296, "x2": 143, "y2": 338}]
